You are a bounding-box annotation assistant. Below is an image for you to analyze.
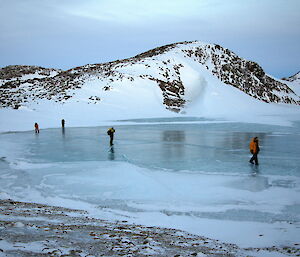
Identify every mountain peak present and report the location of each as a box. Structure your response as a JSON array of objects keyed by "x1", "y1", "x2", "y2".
[{"x1": 282, "y1": 71, "x2": 300, "y2": 83}]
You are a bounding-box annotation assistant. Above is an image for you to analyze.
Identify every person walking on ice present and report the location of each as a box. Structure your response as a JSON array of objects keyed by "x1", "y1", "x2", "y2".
[
  {"x1": 107, "y1": 127, "x2": 116, "y2": 146},
  {"x1": 249, "y1": 137, "x2": 260, "y2": 165},
  {"x1": 34, "y1": 123, "x2": 39, "y2": 133}
]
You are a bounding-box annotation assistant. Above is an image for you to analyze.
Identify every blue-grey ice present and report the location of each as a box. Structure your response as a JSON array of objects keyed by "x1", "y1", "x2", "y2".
[{"x1": 0, "y1": 118, "x2": 299, "y2": 248}]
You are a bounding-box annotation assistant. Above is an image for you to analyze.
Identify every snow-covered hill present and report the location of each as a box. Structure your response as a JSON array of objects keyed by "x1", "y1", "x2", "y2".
[
  {"x1": 0, "y1": 41, "x2": 299, "y2": 131},
  {"x1": 282, "y1": 71, "x2": 300, "y2": 96}
]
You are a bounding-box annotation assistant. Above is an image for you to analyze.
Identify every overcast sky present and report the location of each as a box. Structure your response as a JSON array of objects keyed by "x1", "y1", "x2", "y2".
[{"x1": 1, "y1": 0, "x2": 299, "y2": 78}]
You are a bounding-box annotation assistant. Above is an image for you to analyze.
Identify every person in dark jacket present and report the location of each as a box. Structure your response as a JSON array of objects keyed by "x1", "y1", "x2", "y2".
[
  {"x1": 34, "y1": 123, "x2": 39, "y2": 134},
  {"x1": 61, "y1": 119, "x2": 65, "y2": 128},
  {"x1": 249, "y1": 137, "x2": 260, "y2": 165},
  {"x1": 107, "y1": 127, "x2": 116, "y2": 146}
]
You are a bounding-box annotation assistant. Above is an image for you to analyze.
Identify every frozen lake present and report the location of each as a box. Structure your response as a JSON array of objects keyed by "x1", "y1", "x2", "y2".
[{"x1": 1, "y1": 118, "x2": 300, "y2": 248}]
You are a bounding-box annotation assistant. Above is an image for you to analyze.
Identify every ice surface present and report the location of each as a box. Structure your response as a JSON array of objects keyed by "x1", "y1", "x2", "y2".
[{"x1": 0, "y1": 118, "x2": 299, "y2": 248}]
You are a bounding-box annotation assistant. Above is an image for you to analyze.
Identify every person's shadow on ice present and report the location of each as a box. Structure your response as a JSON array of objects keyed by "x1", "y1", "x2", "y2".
[{"x1": 108, "y1": 146, "x2": 115, "y2": 161}]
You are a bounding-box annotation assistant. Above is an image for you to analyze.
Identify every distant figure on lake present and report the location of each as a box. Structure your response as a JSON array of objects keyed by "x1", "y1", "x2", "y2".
[
  {"x1": 34, "y1": 123, "x2": 39, "y2": 134},
  {"x1": 249, "y1": 137, "x2": 260, "y2": 165},
  {"x1": 107, "y1": 127, "x2": 116, "y2": 146},
  {"x1": 61, "y1": 119, "x2": 65, "y2": 135}
]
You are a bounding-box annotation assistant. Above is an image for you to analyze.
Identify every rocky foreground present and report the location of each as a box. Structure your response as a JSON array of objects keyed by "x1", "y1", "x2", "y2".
[{"x1": 0, "y1": 200, "x2": 299, "y2": 257}]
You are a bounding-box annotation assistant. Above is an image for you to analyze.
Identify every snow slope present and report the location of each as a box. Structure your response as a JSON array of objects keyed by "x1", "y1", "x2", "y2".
[
  {"x1": 0, "y1": 41, "x2": 299, "y2": 132},
  {"x1": 282, "y1": 71, "x2": 300, "y2": 96}
]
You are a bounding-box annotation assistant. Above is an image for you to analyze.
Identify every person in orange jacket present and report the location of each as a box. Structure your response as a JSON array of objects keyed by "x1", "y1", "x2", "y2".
[
  {"x1": 249, "y1": 137, "x2": 260, "y2": 165},
  {"x1": 34, "y1": 123, "x2": 39, "y2": 134}
]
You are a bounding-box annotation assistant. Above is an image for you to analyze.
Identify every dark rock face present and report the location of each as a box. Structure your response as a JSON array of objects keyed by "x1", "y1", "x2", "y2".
[
  {"x1": 156, "y1": 79, "x2": 185, "y2": 113},
  {"x1": 0, "y1": 42, "x2": 299, "y2": 111}
]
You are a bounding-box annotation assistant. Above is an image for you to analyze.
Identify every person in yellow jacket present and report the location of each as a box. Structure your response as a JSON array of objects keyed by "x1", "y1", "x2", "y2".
[
  {"x1": 249, "y1": 137, "x2": 260, "y2": 165},
  {"x1": 107, "y1": 127, "x2": 116, "y2": 146}
]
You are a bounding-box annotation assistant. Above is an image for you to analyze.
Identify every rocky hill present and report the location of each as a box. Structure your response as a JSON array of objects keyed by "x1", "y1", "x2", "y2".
[
  {"x1": 1, "y1": 41, "x2": 299, "y2": 111},
  {"x1": 282, "y1": 71, "x2": 300, "y2": 84}
]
